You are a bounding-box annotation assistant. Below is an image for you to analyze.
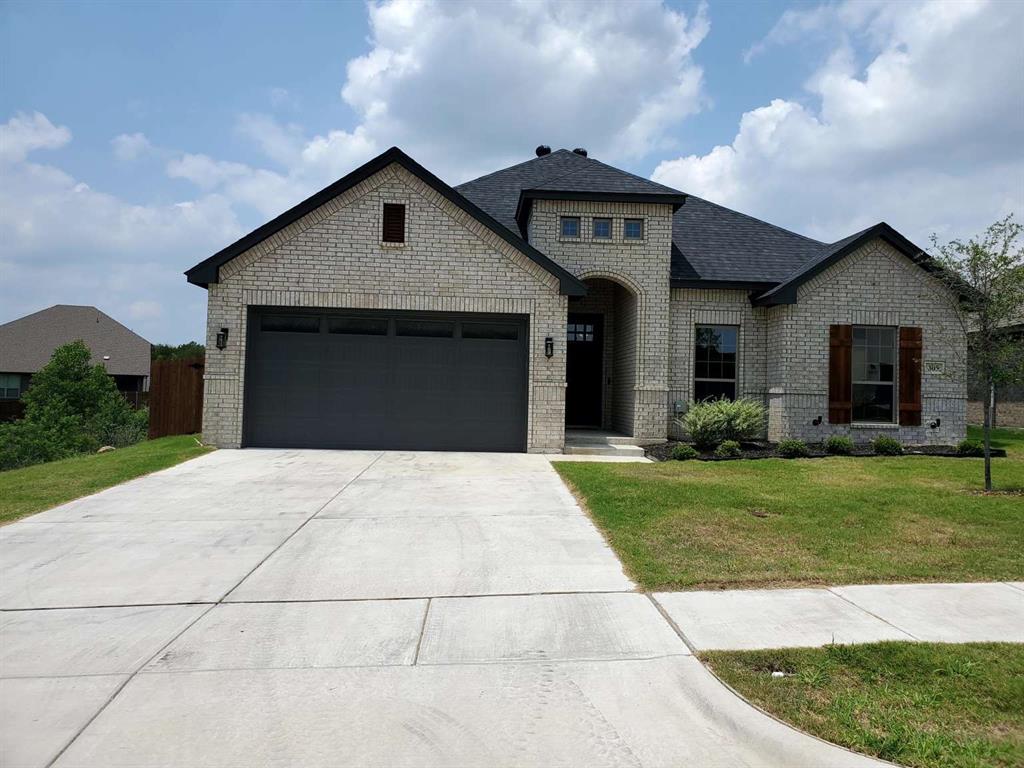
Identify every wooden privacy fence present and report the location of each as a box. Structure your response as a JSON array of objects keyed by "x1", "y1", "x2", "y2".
[{"x1": 148, "y1": 356, "x2": 204, "y2": 438}]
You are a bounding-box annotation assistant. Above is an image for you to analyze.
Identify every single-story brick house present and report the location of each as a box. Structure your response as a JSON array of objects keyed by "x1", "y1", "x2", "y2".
[
  {"x1": 186, "y1": 146, "x2": 966, "y2": 453},
  {"x1": 0, "y1": 304, "x2": 151, "y2": 420}
]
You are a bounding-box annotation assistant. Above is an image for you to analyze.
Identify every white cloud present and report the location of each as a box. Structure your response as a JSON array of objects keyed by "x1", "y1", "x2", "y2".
[
  {"x1": 161, "y1": 0, "x2": 710, "y2": 221},
  {"x1": 0, "y1": 116, "x2": 242, "y2": 343},
  {"x1": 111, "y1": 132, "x2": 152, "y2": 161},
  {"x1": 0, "y1": 112, "x2": 71, "y2": 163},
  {"x1": 342, "y1": 0, "x2": 709, "y2": 176},
  {"x1": 653, "y1": 0, "x2": 1024, "y2": 246}
]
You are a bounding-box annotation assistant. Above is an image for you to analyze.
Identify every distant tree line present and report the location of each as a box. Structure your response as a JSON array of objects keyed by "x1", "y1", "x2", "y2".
[{"x1": 152, "y1": 341, "x2": 205, "y2": 361}]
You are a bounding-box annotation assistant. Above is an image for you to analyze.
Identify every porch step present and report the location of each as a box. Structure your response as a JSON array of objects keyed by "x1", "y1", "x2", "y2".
[
  {"x1": 564, "y1": 429, "x2": 642, "y2": 446},
  {"x1": 564, "y1": 443, "x2": 646, "y2": 457}
]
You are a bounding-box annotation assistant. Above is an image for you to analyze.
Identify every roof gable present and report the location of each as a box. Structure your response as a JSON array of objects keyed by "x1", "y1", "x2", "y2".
[
  {"x1": 185, "y1": 147, "x2": 585, "y2": 297},
  {"x1": 0, "y1": 305, "x2": 151, "y2": 376},
  {"x1": 752, "y1": 223, "x2": 934, "y2": 306}
]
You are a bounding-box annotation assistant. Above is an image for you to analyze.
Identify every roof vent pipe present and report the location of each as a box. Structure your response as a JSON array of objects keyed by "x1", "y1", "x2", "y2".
[
  {"x1": 535, "y1": 145, "x2": 551, "y2": 157},
  {"x1": 572, "y1": 147, "x2": 588, "y2": 157}
]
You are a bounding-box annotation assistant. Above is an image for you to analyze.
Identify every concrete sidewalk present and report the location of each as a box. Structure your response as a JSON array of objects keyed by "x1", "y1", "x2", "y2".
[{"x1": 654, "y1": 582, "x2": 1024, "y2": 651}]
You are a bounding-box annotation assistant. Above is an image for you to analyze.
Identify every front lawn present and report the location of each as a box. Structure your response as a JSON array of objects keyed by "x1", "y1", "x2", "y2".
[
  {"x1": 0, "y1": 435, "x2": 213, "y2": 525},
  {"x1": 703, "y1": 642, "x2": 1024, "y2": 768},
  {"x1": 554, "y1": 427, "x2": 1024, "y2": 590}
]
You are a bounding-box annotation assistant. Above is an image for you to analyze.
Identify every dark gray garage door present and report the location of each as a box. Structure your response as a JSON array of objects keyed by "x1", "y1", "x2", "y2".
[{"x1": 243, "y1": 308, "x2": 529, "y2": 451}]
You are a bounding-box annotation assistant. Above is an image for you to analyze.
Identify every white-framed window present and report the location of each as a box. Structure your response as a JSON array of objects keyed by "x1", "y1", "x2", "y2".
[
  {"x1": 592, "y1": 217, "x2": 612, "y2": 239},
  {"x1": 560, "y1": 216, "x2": 581, "y2": 238},
  {"x1": 0, "y1": 373, "x2": 22, "y2": 400},
  {"x1": 623, "y1": 218, "x2": 644, "y2": 240},
  {"x1": 693, "y1": 325, "x2": 737, "y2": 401},
  {"x1": 852, "y1": 325, "x2": 897, "y2": 423}
]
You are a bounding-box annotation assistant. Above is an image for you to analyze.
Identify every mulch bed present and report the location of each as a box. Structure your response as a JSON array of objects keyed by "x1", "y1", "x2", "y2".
[{"x1": 645, "y1": 440, "x2": 1007, "y2": 462}]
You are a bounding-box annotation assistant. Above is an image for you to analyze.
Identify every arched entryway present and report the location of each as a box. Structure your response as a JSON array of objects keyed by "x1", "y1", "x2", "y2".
[{"x1": 565, "y1": 276, "x2": 640, "y2": 437}]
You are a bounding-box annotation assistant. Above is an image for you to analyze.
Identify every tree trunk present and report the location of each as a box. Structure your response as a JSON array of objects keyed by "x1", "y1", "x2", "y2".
[{"x1": 984, "y1": 376, "x2": 994, "y2": 491}]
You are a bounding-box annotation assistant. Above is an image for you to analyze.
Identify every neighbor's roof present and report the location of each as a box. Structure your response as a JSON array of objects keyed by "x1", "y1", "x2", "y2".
[
  {"x1": 185, "y1": 146, "x2": 586, "y2": 296},
  {"x1": 0, "y1": 305, "x2": 151, "y2": 376}
]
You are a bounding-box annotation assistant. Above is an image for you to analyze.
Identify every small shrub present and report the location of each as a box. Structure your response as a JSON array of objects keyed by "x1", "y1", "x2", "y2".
[
  {"x1": 98, "y1": 407, "x2": 150, "y2": 448},
  {"x1": 956, "y1": 439, "x2": 985, "y2": 457},
  {"x1": 778, "y1": 439, "x2": 810, "y2": 458},
  {"x1": 678, "y1": 398, "x2": 766, "y2": 450},
  {"x1": 824, "y1": 436, "x2": 855, "y2": 455},
  {"x1": 872, "y1": 435, "x2": 904, "y2": 455},
  {"x1": 670, "y1": 443, "x2": 699, "y2": 461},
  {"x1": 715, "y1": 440, "x2": 742, "y2": 459}
]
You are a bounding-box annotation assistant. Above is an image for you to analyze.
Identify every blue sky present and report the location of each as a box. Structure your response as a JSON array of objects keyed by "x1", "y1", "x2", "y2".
[{"x1": 2, "y1": 0, "x2": 1021, "y2": 343}]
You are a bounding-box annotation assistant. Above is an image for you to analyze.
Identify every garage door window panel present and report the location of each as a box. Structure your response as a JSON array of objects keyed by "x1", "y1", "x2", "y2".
[
  {"x1": 260, "y1": 314, "x2": 321, "y2": 333},
  {"x1": 461, "y1": 322, "x2": 519, "y2": 341},
  {"x1": 396, "y1": 319, "x2": 455, "y2": 338},
  {"x1": 327, "y1": 316, "x2": 388, "y2": 336}
]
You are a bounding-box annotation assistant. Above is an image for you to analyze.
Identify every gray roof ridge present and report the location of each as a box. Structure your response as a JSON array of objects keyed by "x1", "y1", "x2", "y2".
[
  {"x1": 0, "y1": 304, "x2": 150, "y2": 345},
  {"x1": 520, "y1": 156, "x2": 595, "y2": 190},
  {"x1": 682, "y1": 193, "x2": 827, "y2": 248},
  {"x1": 455, "y1": 149, "x2": 576, "y2": 190},
  {"x1": 0, "y1": 303, "x2": 94, "y2": 330},
  {"x1": 574, "y1": 154, "x2": 684, "y2": 194},
  {"x1": 87, "y1": 306, "x2": 152, "y2": 346}
]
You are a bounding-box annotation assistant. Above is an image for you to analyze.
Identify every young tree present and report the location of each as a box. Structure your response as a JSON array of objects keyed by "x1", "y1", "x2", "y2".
[{"x1": 932, "y1": 215, "x2": 1024, "y2": 490}]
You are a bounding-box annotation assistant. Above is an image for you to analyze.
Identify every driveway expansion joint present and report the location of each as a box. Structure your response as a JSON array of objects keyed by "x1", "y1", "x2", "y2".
[
  {"x1": 645, "y1": 593, "x2": 699, "y2": 654},
  {"x1": 826, "y1": 586, "x2": 922, "y2": 641}
]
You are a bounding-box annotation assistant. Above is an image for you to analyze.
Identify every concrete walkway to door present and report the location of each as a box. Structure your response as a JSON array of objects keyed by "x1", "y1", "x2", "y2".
[{"x1": 1, "y1": 449, "x2": 883, "y2": 767}]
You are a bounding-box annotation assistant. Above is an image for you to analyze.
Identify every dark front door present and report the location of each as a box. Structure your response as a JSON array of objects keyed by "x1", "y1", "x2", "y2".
[
  {"x1": 565, "y1": 313, "x2": 603, "y2": 427},
  {"x1": 243, "y1": 308, "x2": 529, "y2": 451}
]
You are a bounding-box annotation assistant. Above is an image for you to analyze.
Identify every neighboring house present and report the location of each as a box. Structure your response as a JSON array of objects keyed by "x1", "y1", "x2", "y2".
[
  {"x1": 0, "y1": 305, "x2": 152, "y2": 419},
  {"x1": 186, "y1": 146, "x2": 966, "y2": 453},
  {"x1": 967, "y1": 313, "x2": 1024, "y2": 427}
]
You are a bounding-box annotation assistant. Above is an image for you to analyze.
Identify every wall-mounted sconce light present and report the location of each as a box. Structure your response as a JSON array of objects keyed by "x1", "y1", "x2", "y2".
[
  {"x1": 929, "y1": 418, "x2": 941, "y2": 429},
  {"x1": 544, "y1": 336, "x2": 554, "y2": 358},
  {"x1": 215, "y1": 327, "x2": 229, "y2": 350},
  {"x1": 812, "y1": 415, "x2": 823, "y2": 426}
]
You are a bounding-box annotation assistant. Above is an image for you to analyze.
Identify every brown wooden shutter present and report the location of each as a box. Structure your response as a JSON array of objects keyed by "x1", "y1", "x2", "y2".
[
  {"x1": 382, "y1": 203, "x2": 405, "y2": 243},
  {"x1": 899, "y1": 326, "x2": 923, "y2": 426},
  {"x1": 828, "y1": 324, "x2": 853, "y2": 424}
]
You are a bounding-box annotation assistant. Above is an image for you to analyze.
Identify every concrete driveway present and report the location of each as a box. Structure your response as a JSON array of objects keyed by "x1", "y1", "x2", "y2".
[{"x1": 0, "y1": 449, "x2": 882, "y2": 767}]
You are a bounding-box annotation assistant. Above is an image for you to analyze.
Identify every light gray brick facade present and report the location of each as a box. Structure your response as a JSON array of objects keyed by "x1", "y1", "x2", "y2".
[
  {"x1": 668, "y1": 288, "x2": 769, "y2": 439},
  {"x1": 763, "y1": 241, "x2": 966, "y2": 444},
  {"x1": 202, "y1": 163, "x2": 568, "y2": 452},
  {"x1": 527, "y1": 200, "x2": 673, "y2": 442},
  {"x1": 199, "y1": 159, "x2": 966, "y2": 452}
]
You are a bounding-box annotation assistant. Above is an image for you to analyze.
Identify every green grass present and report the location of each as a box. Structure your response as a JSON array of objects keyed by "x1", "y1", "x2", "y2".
[
  {"x1": 554, "y1": 428, "x2": 1024, "y2": 590},
  {"x1": 703, "y1": 642, "x2": 1024, "y2": 768},
  {"x1": 0, "y1": 435, "x2": 213, "y2": 525},
  {"x1": 969, "y1": 424, "x2": 1024, "y2": 453}
]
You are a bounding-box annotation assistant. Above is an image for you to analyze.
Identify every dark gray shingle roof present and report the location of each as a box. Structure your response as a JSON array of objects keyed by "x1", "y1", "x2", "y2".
[
  {"x1": 0, "y1": 305, "x2": 151, "y2": 376},
  {"x1": 671, "y1": 195, "x2": 827, "y2": 285},
  {"x1": 456, "y1": 150, "x2": 831, "y2": 286},
  {"x1": 456, "y1": 149, "x2": 684, "y2": 234}
]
